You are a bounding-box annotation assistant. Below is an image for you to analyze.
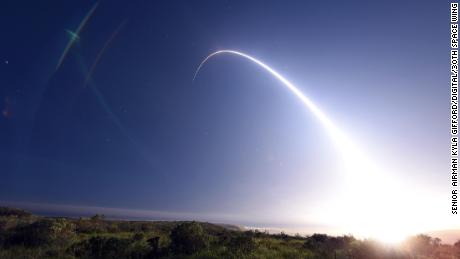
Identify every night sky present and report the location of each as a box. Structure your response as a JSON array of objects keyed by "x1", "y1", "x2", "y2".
[{"x1": 0, "y1": 0, "x2": 452, "y2": 235}]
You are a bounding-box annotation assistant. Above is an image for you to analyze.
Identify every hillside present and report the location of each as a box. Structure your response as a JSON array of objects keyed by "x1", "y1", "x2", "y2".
[{"x1": 0, "y1": 207, "x2": 459, "y2": 258}]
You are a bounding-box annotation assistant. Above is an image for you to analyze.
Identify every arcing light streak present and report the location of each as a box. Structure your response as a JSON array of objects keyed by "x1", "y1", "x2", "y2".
[
  {"x1": 193, "y1": 50, "x2": 355, "y2": 152},
  {"x1": 192, "y1": 50, "x2": 414, "y2": 241},
  {"x1": 56, "y1": 2, "x2": 99, "y2": 71}
]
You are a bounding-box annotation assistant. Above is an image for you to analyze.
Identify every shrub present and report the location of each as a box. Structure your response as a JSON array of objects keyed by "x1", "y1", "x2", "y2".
[
  {"x1": 170, "y1": 222, "x2": 209, "y2": 255},
  {"x1": 7, "y1": 218, "x2": 76, "y2": 247},
  {"x1": 76, "y1": 218, "x2": 107, "y2": 234},
  {"x1": 70, "y1": 236, "x2": 132, "y2": 258},
  {"x1": 0, "y1": 207, "x2": 32, "y2": 218},
  {"x1": 229, "y1": 232, "x2": 257, "y2": 254},
  {"x1": 404, "y1": 234, "x2": 439, "y2": 257},
  {"x1": 128, "y1": 240, "x2": 151, "y2": 259},
  {"x1": 132, "y1": 232, "x2": 144, "y2": 241}
]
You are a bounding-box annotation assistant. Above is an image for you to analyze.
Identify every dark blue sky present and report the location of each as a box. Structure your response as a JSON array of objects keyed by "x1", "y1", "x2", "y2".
[{"x1": 0, "y1": 0, "x2": 451, "y2": 232}]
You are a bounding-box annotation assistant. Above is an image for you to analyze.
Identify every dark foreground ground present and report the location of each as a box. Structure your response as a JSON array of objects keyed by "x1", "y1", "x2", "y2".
[{"x1": 0, "y1": 207, "x2": 459, "y2": 259}]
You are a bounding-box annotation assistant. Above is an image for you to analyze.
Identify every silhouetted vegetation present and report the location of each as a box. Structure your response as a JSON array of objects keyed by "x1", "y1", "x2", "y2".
[
  {"x1": 0, "y1": 207, "x2": 459, "y2": 258},
  {"x1": 169, "y1": 221, "x2": 209, "y2": 255},
  {"x1": 0, "y1": 207, "x2": 32, "y2": 218}
]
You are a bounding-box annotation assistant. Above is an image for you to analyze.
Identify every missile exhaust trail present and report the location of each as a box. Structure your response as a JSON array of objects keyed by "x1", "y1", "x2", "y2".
[
  {"x1": 192, "y1": 50, "x2": 441, "y2": 239},
  {"x1": 193, "y1": 50, "x2": 354, "y2": 150}
]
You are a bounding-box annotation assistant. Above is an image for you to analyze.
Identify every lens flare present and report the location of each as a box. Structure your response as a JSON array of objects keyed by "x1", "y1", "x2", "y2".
[
  {"x1": 56, "y1": 2, "x2": 99, "y2": 71},
  {"x1": 84, "y1": 20, "x2": 128, "y2": 86}
]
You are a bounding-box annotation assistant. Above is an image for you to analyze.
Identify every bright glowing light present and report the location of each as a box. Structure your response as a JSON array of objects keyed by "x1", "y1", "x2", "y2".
[{"x1": 194, "y1": 50, "x2": 457, "y2": 242}]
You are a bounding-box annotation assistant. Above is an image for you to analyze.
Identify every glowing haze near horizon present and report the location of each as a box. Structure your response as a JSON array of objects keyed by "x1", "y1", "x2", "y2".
[{"x1": 0, "y1": 0, "x2": 453, "y2": 242}]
